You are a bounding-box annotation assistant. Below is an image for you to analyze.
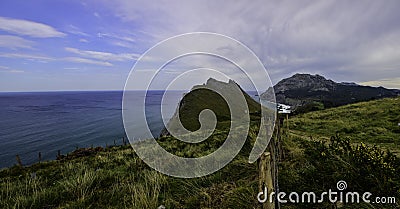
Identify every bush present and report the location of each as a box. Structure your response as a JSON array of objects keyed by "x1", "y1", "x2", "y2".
[
  {"x1": 294, "y1": 101, "x2": 325, "y2": 114},
  {"x1": 279, "y1": 135, "x2": 400, "y2": 208}
]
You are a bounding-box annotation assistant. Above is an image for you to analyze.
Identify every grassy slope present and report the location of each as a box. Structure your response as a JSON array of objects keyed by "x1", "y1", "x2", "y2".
[
  {"x1": 160, "y1": 87, "x2": 262, "y2": 158},
  {"x1": 0, "y1": 97, "x2": 399, "y2": 208},
  {"x1": 289, "y1": 96, "x2": 400, "y2": 153},
  {"x1": 0, "y1": 134, "x2": 261, "y2": 208}
]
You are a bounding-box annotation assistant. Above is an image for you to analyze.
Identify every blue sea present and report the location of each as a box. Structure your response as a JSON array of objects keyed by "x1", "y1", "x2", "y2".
[
  {"x1": 0, "y1": 91, "x2": 185, "y2": 168},
  {"x1": 0, "y1": 90, "x2": 262, "y2": 169}
]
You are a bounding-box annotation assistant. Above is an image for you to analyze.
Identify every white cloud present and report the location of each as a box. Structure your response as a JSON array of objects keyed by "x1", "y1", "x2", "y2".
[
  {"x1": 0, "y1": 53, "x2": 54, "y2": 61},
  {"x1": 0, "y1": 16, "x2": 66, "y2": 38},
  {"x1": 0, "y1": 52, "x2": 116, "y2": 67},
  {"x1": 0, "y1": 35, "x2": 35, "y2": 49},
  {"x1": 360, "y1": 77, "x2": 400, "y2": 89},
  {"x1": 97, "y1": 32, "x2": 135, "y2": 43},
  {"x1": 63, "y1": 57, "x2": 113, "y2": 66},
  {"x1": 110, "y1": 41, "x2": 134, "y2": 48},
  {"x1": 79, "y1": 38, "x2": 89, "y2": 43},
  {"x1": 8, "y1": 69, "x2": 24, "y2": 73},
  {"x1": 95, "y1": 32, "x2": 138, "y2": 48},
  {"x1": 0, "y1": 66, "x2": 24, "y2": 73},
  {"x1": 355, "y1": 32, "x2": 400, "y2": 68},
  {"x1": 63, "y1": 67, "x2": 80, "y2": 70},
  {"x1": 66, "y1": 25, "x2": 90, "y2": 37},
  {"x1": 97, "y1": 0, "x2": 400, "y2": 86},
  {"x1": 65, "y1": 47, "x2": 140, "y2": 61}
]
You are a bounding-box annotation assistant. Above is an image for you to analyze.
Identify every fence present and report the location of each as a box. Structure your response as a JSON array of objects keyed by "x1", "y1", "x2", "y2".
[
  {"x1": 258, "y1": 114, "x2": 287, "y2": 209},
  {"x1": 14, "y1": 137, "x2": 129, "y2": 167}
]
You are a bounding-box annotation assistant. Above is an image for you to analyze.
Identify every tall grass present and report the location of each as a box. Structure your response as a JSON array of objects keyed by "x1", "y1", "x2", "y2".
[{"x1": 0, "y1": 147, "x2": 167, "y2": 208}]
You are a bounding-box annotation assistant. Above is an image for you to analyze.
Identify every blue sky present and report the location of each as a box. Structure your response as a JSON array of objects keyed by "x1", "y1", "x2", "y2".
[{"x1": 0, "y1": 0, "x2": 399, "y2": 91}]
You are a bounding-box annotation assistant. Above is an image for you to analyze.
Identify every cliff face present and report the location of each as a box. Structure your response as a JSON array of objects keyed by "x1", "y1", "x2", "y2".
[
  {"x1": 261, "y1": 73, "x2": 399, "y2": 110},
  {"x1": 160, "y1": 78, "x2": 261, "y2": 137}
]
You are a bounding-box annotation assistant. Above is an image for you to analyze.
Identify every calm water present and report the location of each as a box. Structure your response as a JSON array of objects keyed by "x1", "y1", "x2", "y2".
[
  {"x1": 0, "y1": 90, "x2": 262, "y2": 168},
  {"x1": 0, "y1": 91, "x2": 184, "y2": 168}
]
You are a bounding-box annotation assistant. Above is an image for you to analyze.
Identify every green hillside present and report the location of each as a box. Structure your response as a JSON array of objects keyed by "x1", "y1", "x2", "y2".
[
  {"x1": 172, "y1": 86, "x2": 261, "y2": 131},
  {"x1": 1, "y1": 95, "x2": 399, "y2": 208},
  {"x1": 161, "y1": 78, "x2": 262, "y2": 137},
  {"x1": 289, "y1": 96, "x2": 400, "y2": 153}
]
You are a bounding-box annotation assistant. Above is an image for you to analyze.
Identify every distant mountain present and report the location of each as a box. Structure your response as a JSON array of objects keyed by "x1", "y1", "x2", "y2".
[{"x1": 261, "y1": 73, "x2": 400, "y2": 111}]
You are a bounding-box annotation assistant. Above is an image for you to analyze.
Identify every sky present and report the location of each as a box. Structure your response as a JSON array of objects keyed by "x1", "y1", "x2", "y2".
[{"x1": 0, "y1": 0, "x2": 399, "y2": 92}]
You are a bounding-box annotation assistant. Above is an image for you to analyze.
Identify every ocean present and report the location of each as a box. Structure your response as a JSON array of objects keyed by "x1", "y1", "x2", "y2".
[
  {"x1": 0, "y1": 91, "x2": 184, "y2": 168},
  {"x1": 0, "y1": 90, "x2": 262, "y2": 169}
]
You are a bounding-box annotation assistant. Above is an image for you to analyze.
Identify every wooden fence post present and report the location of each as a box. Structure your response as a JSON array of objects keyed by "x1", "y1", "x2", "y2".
[
  {"x1": 259, "y1": 114, "x2": 286, "y2": 209},
  {"x1": 16, "y1": 155, "x2": 22, "y2": 167},
  {"x1": 286, "y1": 114, "x2": 289, "y2": 132},
  {"x1": 259, "y1": 152, "x2": 275, "y2": 209}
]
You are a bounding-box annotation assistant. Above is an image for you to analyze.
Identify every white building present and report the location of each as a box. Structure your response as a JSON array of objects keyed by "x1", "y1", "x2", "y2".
[{"x1": 277, "y1": 103, "x2": 292, "y2": 114}]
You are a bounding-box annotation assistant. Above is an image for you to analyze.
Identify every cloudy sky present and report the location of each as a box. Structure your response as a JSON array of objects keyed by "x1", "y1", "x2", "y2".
[{"x1": 0, "y1": 0, "x2": 399, "y2": 91}]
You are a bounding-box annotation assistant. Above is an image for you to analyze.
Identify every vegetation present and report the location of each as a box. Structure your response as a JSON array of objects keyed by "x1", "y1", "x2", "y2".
[
  {"x1": 1, "y1": 96, "x2": 399, "y2": 208},
  {"x1": 0, "y1": 139, "x2": 260, "y2": 208},
  {"x1": 161, "y1": 81, "x2": 262, "y2": 136},
  {"x1": 289, "y1": 97, "x2": 400, "y2": 153},
  {"x1": 293, "y1": 101, "x2": 325, "y2": 114},
  {"x1": 280, "y1": 134, "x2": 400, "y2": 208}
]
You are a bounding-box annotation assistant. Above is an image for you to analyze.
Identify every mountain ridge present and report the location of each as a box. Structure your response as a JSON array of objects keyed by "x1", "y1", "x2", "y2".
[{"x1": 261, "y1": 73, "x2": 400, "y2": 110}]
